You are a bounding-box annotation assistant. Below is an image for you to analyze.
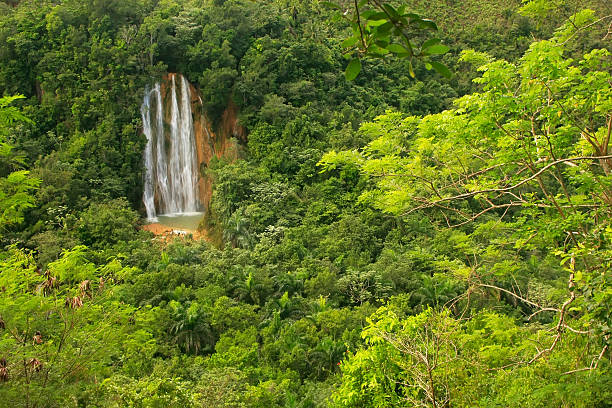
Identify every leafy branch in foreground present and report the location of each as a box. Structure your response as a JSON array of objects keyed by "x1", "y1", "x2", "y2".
[
  {"x1": 321, "y1": 10, "x2": 612, "y2": 369},
  {"x1": 321, "y1": 0, "x2": 451, "y2": 80},
  {"x1": 0, "y1": 246, "x2": 153, "y2": 406}
]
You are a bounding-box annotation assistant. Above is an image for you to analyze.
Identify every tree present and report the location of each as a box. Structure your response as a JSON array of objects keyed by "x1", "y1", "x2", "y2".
[
  {"x1": 223, "y1": 208, "x2": 255, "y2": 249},
  {"x1": 76, "y1": 198, "x2": 141, "y2": 248},
  {"x1": 321, "y1": 10, "x2": 612, "y2": 371},
  {"x1": 333, "y1": 307, "x2": 460, "y2": 407},
  {"x1": 167, "y1": 300, "x2": 215, "y2": 355},
  {"x1": 333, "y1": 306, "x2": 612, "y2": 407},
  {"x1": 0, "y1": 246, "x2": 155, "y2": 407},
  {"x1": 0, "y1": 95, "x2": 39, "y2": 233}
]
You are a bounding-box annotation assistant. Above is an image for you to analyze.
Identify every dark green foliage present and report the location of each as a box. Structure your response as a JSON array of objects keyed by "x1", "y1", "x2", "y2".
[{"x1": 76, "y1": 198, "x2": 141, "y2": 248}]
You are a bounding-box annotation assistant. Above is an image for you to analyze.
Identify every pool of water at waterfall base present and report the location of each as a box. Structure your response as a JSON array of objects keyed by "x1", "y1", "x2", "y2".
[{"x1": 149, "y1": 212, "x2": 204, "y2": 231}]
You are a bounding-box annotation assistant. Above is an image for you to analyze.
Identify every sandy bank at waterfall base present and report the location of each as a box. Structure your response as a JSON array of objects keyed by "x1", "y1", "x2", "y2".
[{"x1": 142, "y1": 223, "x2": 207, "y2": 241}]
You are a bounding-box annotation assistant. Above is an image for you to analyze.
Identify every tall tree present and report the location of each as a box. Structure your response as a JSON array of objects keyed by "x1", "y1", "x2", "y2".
[{"x1": 321, "y1": 9, "x2": 612, "y2": 371}]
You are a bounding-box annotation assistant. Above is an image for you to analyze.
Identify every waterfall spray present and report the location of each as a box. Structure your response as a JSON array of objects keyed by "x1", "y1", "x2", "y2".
[{"x1": 141, "y1": 87, "x2": 157, "y2": 221}]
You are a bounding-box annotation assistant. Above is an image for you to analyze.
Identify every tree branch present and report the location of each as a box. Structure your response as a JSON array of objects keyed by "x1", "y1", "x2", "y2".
[{"x1": 402, "y1": 155, "x2": 612, "y2": 213}]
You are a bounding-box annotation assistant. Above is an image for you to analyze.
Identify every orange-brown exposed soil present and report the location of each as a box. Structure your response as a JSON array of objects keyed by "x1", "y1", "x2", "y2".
[{"x1": 142, "y1": 223, "x2": 207, "y2": 241}]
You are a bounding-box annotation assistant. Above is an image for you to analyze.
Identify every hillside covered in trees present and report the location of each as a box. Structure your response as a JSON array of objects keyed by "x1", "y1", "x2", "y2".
[{"x1": 0, "y1": 0, "x2": 611, "y2": 406}]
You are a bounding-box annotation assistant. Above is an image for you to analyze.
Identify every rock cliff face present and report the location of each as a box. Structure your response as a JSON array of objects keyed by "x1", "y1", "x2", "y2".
[
  {"x1": 154, "y1": 73, "x2": 244, "y2": 214},
  {"x1": 188, "y1": 81, "x2": 245, "y2": 212}
]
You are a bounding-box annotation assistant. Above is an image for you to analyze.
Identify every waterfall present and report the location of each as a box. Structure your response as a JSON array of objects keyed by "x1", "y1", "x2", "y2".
[
  {"x1": 141, "y1": 87, "x2": 157, "y2": 221},
  {"x1": 142, "y1": 74, "x2": 201, "y2": 221},
  {"x1": 154, "y1": 83, "x2": 171, "y2": 213}
]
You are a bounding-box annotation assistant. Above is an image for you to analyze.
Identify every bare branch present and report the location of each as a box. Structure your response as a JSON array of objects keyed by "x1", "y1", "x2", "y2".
[
  {"x1": 402, "y1": 155, "x2": 612, "y2": 214},
  {"x1": 476, "y1": 283, "x2": 560, "y2": 313},
  {"x1": 563, "y1": 344, "x2": 609, "y2": 375},
  {"x1": 559, "y1": 15, "x2": 612, "y2": 46}
]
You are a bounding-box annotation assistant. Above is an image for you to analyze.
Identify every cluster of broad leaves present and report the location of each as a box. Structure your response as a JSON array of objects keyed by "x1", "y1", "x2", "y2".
[{"x1": 322, "y1": 0, "x2": 451, "y2": 80}]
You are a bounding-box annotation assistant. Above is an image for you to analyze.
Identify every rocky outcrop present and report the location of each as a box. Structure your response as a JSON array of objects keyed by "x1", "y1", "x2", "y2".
[{"x1": 189, "y1": 85, "x2": 245, "y2": 212}]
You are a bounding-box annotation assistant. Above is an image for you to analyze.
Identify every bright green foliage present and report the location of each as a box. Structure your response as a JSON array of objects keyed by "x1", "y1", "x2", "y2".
[
  {"x1": 0, "y1": 96, "x2": 39, "y2": 232},
  {"x1": 333, "y1": 307, "x2": 460, "y2": 407},
  {"x1": 0, "y1": 246, "x2": 155, "y2": 407},
  {"x1": 0, "y1": 95, "x2": 32, "y2": 128},
  {"x1": 0, "y1": 169, "x2": 39, "y2": 229},
  {"x1": 333, "y1": 307, "x2": 612, "y2": 407},
  {"x1": 101, "y1": 374, "x2": 198, "y2": 408},
  {"x1": 322, "y1": 11, "x2": 612, "y2": 405}
]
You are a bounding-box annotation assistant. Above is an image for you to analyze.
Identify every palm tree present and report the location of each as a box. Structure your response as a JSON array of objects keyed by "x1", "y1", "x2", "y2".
[
  {"x1": 412, "y1": 274, "x2": 461, "y2": 311},
  {"x1": 223, "y1": 208, "x2": 254, "y2": 249},
  {"x1": 168, "y1": 300, "x2": 215, "y2": 355}
]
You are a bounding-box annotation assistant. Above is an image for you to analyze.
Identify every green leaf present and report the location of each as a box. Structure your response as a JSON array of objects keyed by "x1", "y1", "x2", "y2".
[
  {"x1": 376, "y1": 22, "x2": 394, "y2": 36},
  {"x1": 408, "y1": 61, "x2": 415, "y2": 78},
  {"x1": 422, "y1": 38, "x2": 442, "y2": 49},
  {"x1": 382, "y1": 4, "x2": 399, "y2": 19},
  {"x1": 418, "y1": 19, "x2": 438, "y2": 30},
  {"x1": 423, "y1": 44, "x2": 450, "y2": 55},
  {"x1": 342, "y1": 36, "x2": 360, "y2": 48},
  {"x1": 360, "y1": 10, "x2": 376, "y2": 19},
  {"x1": 429, "y1": 61, "x2": 452, "y2": 78},
  {"x1": 387, "y1": 43, "x2": 408, "y2": 54},
  {"x1": 363, "y1": 11, "x2": 386, "y2": 20},
  {"x1": 404, "y1": 13, "x2": 422, "y2": 21},
  {"x1": 367, "y1": 19, "x2": 388, "y2": 27},
  {"x1": 367, "y1": 45, "x2": 389, "y2": 57},
  {"x1": 345, "y1": 58, "x2": 362, "y2": 81},
  {"x1": 375, "y1": 39, "x2": 390, "y2": 48}
]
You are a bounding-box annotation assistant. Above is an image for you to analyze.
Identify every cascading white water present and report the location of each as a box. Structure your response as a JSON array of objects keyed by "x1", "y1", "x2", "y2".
[
  {"x1": 141, "y1": 88, "x2": 157, "y2": 221},
  {"x1": 142, "y1": 74, "x2": 201, "y2": 221},
  {"x1": 154, "y1": 83, "x2": 172, "y2": 212}
]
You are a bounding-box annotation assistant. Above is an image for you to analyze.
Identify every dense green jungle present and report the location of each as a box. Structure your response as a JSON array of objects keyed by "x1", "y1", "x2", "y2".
[{"x1": 0, "y1": 0, "x2": 611, "y2": 406}]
